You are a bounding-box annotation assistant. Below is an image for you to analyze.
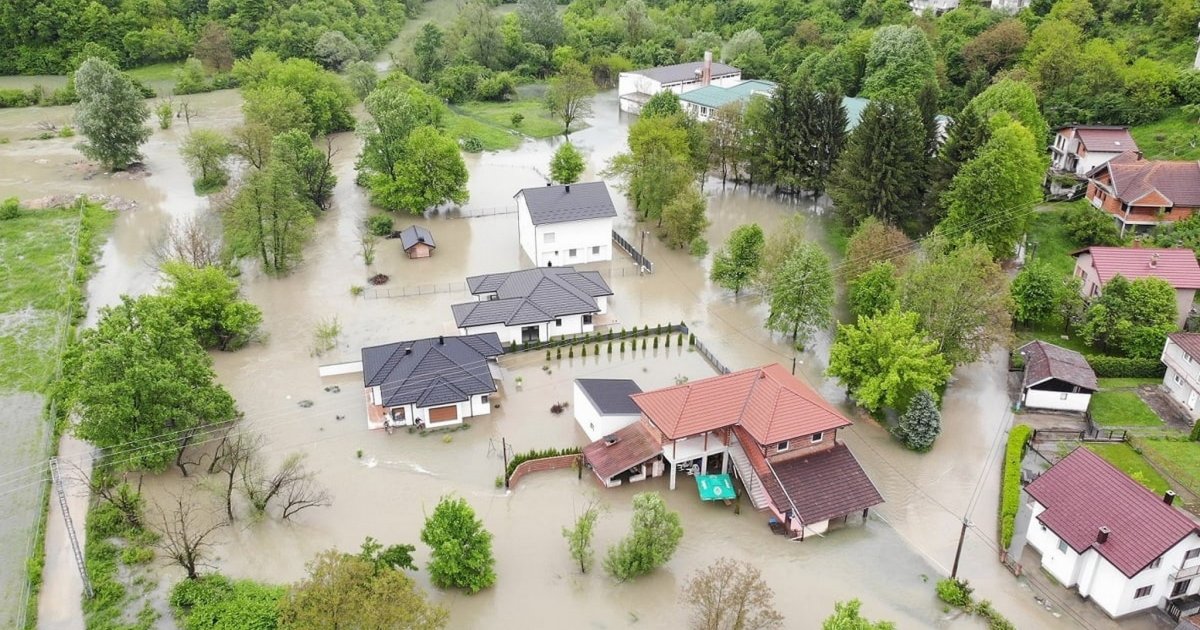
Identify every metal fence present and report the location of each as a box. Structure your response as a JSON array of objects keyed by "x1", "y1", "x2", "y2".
[
  {"x1": 692, "y1": 334, "x2": 732, "y2": 375},
  {"x1": 433, "y1": 205, "x2": 517, "y2": 220},
  {"x1": 612, "y1": 230, "x2": 654, "y2": 273},
  {"x1": 364, "y1": 282, "x2": 467, "y2": 299}
]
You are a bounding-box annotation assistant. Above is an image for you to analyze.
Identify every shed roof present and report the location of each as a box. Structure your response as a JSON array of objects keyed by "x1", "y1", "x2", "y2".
[
  {"x1": 576, "y1": 379, "x2": 643, "y2": 415},
  {"x1": 398, "y1": 225, "x2": 435, "y2": 250},
  {"x1": 452, "y1": 267, "x2": 612, "y2": 328},
  {"x1": 1072, "y1": 246, "x2": 1200, "y2": 289},
  {"x1": 515, "y1": 182, "x2": 616, "y2": 225},
  {"x1": 1018, "y1": 340, "x2": 1098, "y2": 392},
  {"x1": 582, "y1": 422, "x2": 661, "y2": 480},
  {"x1": 1026, "y1": 447, "x2": 1199, "y2": 578},
  {"x1": 1169, "y1": 333, "x2": 1200, "y2": 359},
  {"x1": 678, "y1": 80, "x2": 777, "y2": 109},
  {"x1": 361, "y1": 334, "x2": 503, "y2": 408},
  {"x1": 627, "y1": 60, "x2": 740, "y2": 85}
]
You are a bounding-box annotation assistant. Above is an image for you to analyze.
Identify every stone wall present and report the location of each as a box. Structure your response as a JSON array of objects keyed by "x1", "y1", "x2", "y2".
[{"x1": 507, "y1": 454, "x2": 580, "y2": 489}]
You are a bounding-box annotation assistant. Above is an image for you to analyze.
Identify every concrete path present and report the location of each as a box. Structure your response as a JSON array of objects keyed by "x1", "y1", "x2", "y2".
[{"x1": 37, "y1": 436, "x2": 92, "y2": 630}]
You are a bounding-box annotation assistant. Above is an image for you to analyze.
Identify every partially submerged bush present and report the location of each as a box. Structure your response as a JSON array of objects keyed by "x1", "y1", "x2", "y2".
[{"x1": 366, "y1": 214, "x2": 394, "y2": 237}]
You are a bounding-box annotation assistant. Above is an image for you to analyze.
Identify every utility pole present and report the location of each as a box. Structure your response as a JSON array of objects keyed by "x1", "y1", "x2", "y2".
[
  {"x1": 950, "y1": 517, "x2": 970, "y2": 579},
  {"x1": 639, "y1": 230, "x2": 648, "y2": 275},
  {"x1": 791, "y1": 356, "x2": 797, "y2": 375},
  {"x1": 49, "y1": 457, "x2": 93, "y2": 598},
  {"x1": 501, "y1": 437, "x2": 510, "y2": 488}
]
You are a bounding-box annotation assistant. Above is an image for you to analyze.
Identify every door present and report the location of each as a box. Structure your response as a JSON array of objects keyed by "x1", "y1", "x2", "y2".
[
  {"x1": 1188, "y1": 388, "x2": 1198, "y2": 410},
  {"x1": 1171, "y1": 578, "x2": 1192, "y2": 598},
  {"x1": 428, "y1": 405, "x2": 458, "y2": 423},
  {"x1": 521, "y1": 325, "x2": 540, "y2": 343}
]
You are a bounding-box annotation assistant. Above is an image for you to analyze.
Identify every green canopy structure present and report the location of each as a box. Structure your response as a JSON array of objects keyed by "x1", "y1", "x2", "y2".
[{"x1": 696, "y1": 474, "x2": 735, "y2": 501}]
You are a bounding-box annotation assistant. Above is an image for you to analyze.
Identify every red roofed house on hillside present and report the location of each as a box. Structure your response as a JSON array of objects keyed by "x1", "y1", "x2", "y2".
[
  {"x1": 581, "y1": 364, "x2": 882, "y2": 539},
  {"x1": 1024, "y1": 447, "x2": 1200, "y2": 619},
  {"x1": 1085, "y1": 151, "x2": 1200, "y2": 236},
  {"x1": 1051, "y1": 125, "x2": 1139, "y2": 177},
  {"x1": 1072, "y1": 246, "x2": 1200, "y2": 327}
]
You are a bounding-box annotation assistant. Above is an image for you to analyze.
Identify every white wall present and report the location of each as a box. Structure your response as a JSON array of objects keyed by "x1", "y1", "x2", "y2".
[
  {"x1": 533, "y1": 217, "x2": 613, "y2": 268},
  {"x1": 1073, "y1": 253, "x2": 1103, "y2": 298},
  {"x1": 1024, "y1": 389, "x2": 1092, "y2": 413},
  {"x1": 463, "y1": 314, "x2": 593, "y2": 345},
  {"x1": 1077, "y1": 151, "x2": 1122, "y2": 177},
  {"x1": 1026, "y1": 501, "x2": 1084, "y2": 586},
  {"x1": 617, "y1": 73, "x2": 662, "y2": 98},
  {"x1": 1163, "y1": 365, "x2": 1200, "y2": 422},
  {"x1": 573, "y1": 383, "x2": 641, "y2": 442},
  {"x1": 517, "y1": 195, "x2": 537, "y2": 266}
]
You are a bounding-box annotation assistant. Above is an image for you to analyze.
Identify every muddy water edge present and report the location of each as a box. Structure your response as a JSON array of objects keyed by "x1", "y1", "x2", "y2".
[{"x1": 0, "y1": 87, "x2": 1129, "y2": 628}]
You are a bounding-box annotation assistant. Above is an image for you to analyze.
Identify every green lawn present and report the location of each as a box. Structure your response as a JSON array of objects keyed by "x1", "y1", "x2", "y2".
[
  {"x1": 1085, "y1": 443, "x2": 1171, "y2": 495},
  {"x1": 125, "y1": 62, "x2": 184, "y2": 83},
  {"x1": 444, "y1": 112, "x2": 522, "y2": 151},
  {"x1": 1131, "y1": 108, "x2": 1200, "y2": 161},
  {"x1": 1139, "y1": 439, "x2": 1200, "y2": 497},
  {"x1": 1028, "y1": 203, "x2": 1084, "y2": 279},
  {"x1": 1015, "y1": 329, "x2": 1091, "y2": 355},
  {"x1": 454, "y1": 98, "x2": 569, "y2": 139},
  {"x1": 1097, "y1": 377, "x2": 1161, "y2": 389},
  {"x1": 1089, "y1": 391, "x2": 1164, "y2": 427}
]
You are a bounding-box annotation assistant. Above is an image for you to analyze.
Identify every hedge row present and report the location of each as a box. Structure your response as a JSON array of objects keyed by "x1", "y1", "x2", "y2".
[
  {"x1": 505, "y1": 322, "x2": 688, "y2": 354},
  {"x1": 1085, "y1": 355, "x2": 1166, "y2": 378},
  {"x1": 999, "y1": 424, "x2": 1033, "y2": 549},
  {"x1": 504, "y1": 447, "x2": 582, "y2": 481}
]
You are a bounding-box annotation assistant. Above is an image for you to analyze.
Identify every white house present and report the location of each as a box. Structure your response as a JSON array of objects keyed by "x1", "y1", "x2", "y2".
[
  {"x1": 515, "y1": 182, "x2": 616, "y2": 268},
  {"x1": 618, "y1": 51, "x2": 741, "y2": 114},
  {"x1": 1051, "y1": 126, "x2": 1139, "y2": 177},
  {"x1": 1162, "y1": 333, "x2": 1200, "y2": 425},
  {"x1": 1025, "y1": 447, "x2": 1200, "y2": 620},
  {"x1": 360, "y1": 333, "x2": 504, "y2": 430},
  {"x1": 451, "y1": 267, "x2": 612, "y2": 345},
  {"x1": 573, "y1": 378, "x2": 643, "y2": 442},
  {"x1": 1017, "y1": 340, "x2": 1098, "y2": 413}
]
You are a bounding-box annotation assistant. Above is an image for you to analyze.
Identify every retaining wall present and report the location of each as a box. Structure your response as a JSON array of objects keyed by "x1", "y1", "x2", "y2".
[{"x1": 508, "y1": 454, "x2": 580, "y2": 489}]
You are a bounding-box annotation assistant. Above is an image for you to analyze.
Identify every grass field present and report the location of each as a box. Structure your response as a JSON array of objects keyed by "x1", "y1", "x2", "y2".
[
  {"x1": 1139, "y1": 439, "x2": 1200, "y2": 497},
  {"x1": 444, "y1": 112, "x2": 522, "y2": 151},
  {"x1": 1131, "y1": 108, "x2": 1200, "y2": 161},
  {"x1": 1097, "y1": 378, "x2": 1161, "y2": 389},
  {"x1": 1028, "y1": 203, "x2": 1083, "y2": 279},
  {"x1": 1085, "y1": 443, "x2": 1170, "y2": 495},
  {"x1": 1089, "y1": 391, "x2": 1163, "y2": 427},
  {"x1": 1015, "y1": 330, "x2": 1091, "y2": 355},
  {"x1": 444, "y1": 95, "x2": 579, "y2": 151},
  {"x1": 125, "y1": 62, "x2": 184, "y2": 83}
]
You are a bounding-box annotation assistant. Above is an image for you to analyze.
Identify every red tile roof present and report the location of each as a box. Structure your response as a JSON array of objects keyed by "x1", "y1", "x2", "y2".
[
  {"x1": 630, "y1": 364, "x2": 851, "y2": 443},
  {"x1": 1092, "y1": 151, "x2": 1200, "y2": 207},
  {"x1": 1074, "y1": 127, "x2": 1137, "y2": 154},
  {"x1": 581, "y1": 422, "x2": 661, "y2": 480},
  {"x1": 1018, "y1": 340, "x2": 1097, "y2": 392},
  {"x1": 1073, "y1": 246, "x2": 1200, "y2": 289},
  {"x1": 1169, "y1": 333, "x2": 1200, "y2": 359},
  {"x1": 1025, "y1": 447, "x2": 1199, "y2": 578}
]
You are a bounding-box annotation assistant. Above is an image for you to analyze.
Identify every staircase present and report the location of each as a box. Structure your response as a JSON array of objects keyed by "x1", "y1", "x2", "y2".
[{"x1": 727, "y1": 441, "x2": 769, "y2": 510}]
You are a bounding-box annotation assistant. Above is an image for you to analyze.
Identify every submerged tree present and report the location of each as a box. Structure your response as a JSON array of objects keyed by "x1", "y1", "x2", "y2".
[
  {"x1": 223, "y1": 166, "x2": 316, "y2": 274},
  {"x1": 682, "y1": 558, "x2": 784, "y2": 630},
  {"x1": 154, "y1": 492, "x2": 227, "y2": 580},
  {"x1": 823, "y1": 599, "x2": 895, "y2": 629},
  {"x1": 420, "y1": 496, "x2": 496, "y2": 593},
  {"x1": 181, "y1": 129, "x2": 232, "y2": 193},
  {"x1": 562, "y1": 502, "x2": 601, "y2": 574},
  {"x1": 893, "y1": 390, "x2": 941, "y2": 452},
  {"x1": 766, "y1": 243, "x2": 835, "y2": 345},
  {"x1": 546, "y1": 61, "x2": 596, "y2": 134},
  {"x1": 661, "y1": 188, "x2": 710, "y2": 249},
  {"x1": 828, "y1": 100, "x2": 928, "y2": 232},
  {"x1": 711, "y1": 224, "x2": 765, "y2": 295},
  {"x1": 604, "y1": 492, "x2": 683, "y2": 581},
  {"x1": 272, "y1": 130, "x2": 337, "y2": 211},
  {"x1": 550, "y1": 142, "x2": 586, "y2": 184},
  {"x1": 369, "y1": 126, "x2": 469, "y2": 213},
  {"x1": 74, "y1": 57, "x2": 151, "y2": 170},
  {"x1": 160, "y1": 261, "x2": 262, "y2": 351}
]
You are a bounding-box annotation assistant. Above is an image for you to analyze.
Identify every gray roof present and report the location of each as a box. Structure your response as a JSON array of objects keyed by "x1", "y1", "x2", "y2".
[
  {"x1": 398, "y1": 225, "x2": 435, "y2": 250},
  {"x1": 361, "y1": 333, "x2": 504, "y2": 408},
  {"x1": 516, "y1": 182, "x2": 616, "y2": 225},
  {"x1": 576, "y1": 379, "x2": 643, "y2": 415},
  {"x1": 628, "y1": 60, "x2": 740, "y2": 85},
  {"x1": 452, "y1": 267, "x2": 612, "y2": 328}
]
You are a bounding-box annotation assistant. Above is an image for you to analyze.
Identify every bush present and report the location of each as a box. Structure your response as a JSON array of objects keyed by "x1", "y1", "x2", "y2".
[
  {"x1": 511, "y1": 113, "x2": 524, "y2": 127},
  {"x1": 0, "y1": 88, "x2": 35, "y2": 108},
  {"x1": 505, "y1": 446, "x2": 582, "y2": 480},
  {"x1": 121, "y1": 545, "x2": 155, "y2": 565},
  {"x1": 999, "y1": 424, "x2": 1032, "y2": 548},
  {"x1": 689, "y1": 237, "x2": 709, "y2": 256},
  {"x1": 170, "y1": 573, "x2": 285, "y2": 630},
  {"x1": 0, "y1": 197, "x2": 20, "y2": 220},
  {"x1": 475, "y1": 72, "x2": 516, "y2": 101},
  {"x1": 460, "y1": 136, "x2": 484, "y2": 152},
  {"x1": 975, "y1": 600, "x2": 1016, "y2": 630},
  {"x1": 936, "y1": 578, "x2": 974, "y2": 608},
  {"x1": 366, "y1": 214, "x2": 394, "y2": 237},
  {"x1": 1064, "y1": 203, "x2": 1122, "y2": 247},
  {"x1": 1085, "y1": 355, "x2": 1166, "y2": 378}
]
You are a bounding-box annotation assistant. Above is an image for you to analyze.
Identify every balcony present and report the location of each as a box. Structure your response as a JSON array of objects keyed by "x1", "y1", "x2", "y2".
[{"x1": 1171, "y1": 562, "x2": 1200, "y2": 581}]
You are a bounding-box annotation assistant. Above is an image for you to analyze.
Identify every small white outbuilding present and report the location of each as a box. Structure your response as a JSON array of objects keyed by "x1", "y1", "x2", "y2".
[{"x1": 573, "y1": 378, "x2": 643, "y2": 442}]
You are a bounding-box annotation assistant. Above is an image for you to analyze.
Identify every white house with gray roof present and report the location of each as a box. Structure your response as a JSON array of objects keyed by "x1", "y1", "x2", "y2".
[
  {"x1": 618, "y1": 52, "x2": 741, "y2": 114},
  {"x1": 515, "y1": 181, "x2": 616, "y2": 268},
  {"x1": 361, "y1": 333, "x2": 504, "y2": 430},
  {"x1": 451, "y1": 267, "x2": 612, "y2": 345},
  {"x1": 573, "y1": 378, "x2": 643, "y2": 442}
]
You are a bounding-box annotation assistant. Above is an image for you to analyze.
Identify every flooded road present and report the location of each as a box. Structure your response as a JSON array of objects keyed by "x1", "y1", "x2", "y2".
[{"x1": 0, "y1": 86, "x2": 1157, "y2": 628}]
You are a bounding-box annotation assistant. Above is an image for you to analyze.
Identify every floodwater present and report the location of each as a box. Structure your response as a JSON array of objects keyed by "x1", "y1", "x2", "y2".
[{"x1": 0, "y1": 86, "x2": 1163, "y2": 629}]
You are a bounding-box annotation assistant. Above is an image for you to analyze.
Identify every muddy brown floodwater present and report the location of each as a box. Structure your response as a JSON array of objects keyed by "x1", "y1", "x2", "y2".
[{"x1": 0, "y1": 87, "x2": 1165, "y2": 629}]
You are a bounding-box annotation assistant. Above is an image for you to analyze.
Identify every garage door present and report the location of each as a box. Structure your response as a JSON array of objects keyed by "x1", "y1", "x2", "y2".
[{"x1": 429, "y1": 405, "x2": 458, "y2": 422}]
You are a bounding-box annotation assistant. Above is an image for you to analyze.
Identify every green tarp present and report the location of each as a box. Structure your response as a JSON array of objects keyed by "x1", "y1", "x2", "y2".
[{"x1": 696, "y1": 474, "x2": 735, "y2": 501}]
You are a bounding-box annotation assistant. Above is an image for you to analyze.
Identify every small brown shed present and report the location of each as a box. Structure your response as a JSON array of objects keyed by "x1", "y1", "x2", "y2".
[{"x1": 399, "y1": 225, "x2": 436, "y2": 259}]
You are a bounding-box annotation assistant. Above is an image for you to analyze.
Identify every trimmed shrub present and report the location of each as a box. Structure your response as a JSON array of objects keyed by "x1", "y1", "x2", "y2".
[
  {"x1": 1085, "y1": 355, "x2": 1166, "y2": 378},
  {"x1": 999, "y1": 424, "x2": 1032, "y2": 548},
  {"x1": 594, "y1": 343, "x2": 599, "y2": 355},
  {"x1": 620, "y1": 341, "x2": 626, "y2": 353}
]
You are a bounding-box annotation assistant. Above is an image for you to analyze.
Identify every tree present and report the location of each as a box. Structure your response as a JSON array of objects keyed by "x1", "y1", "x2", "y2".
[
  {"x1": 170, "y1": 573, "x2": 285, "y2": 630},
  {"x1": 550, "y1": 142, "x2": 585, "y2": 184},
  {"x1": 240, "y1": 452, "x2": 332, "y2": 520},
  {"x1": 1067, "y1": 203, "x2": 1123, "y2": 246},
  {"x1": 661, "y1": 188, "x2": 710, "y2": 249},
  {"x1": 279, "y1": 550, "x2": 448, "y2": 629},
  {"x1": 359, "y1": 536, "x2": 418, "y2": 573},
  {"x1": 74, "y1": 57, "x2": 151, "y2": 171},
  {"x1": 938, "y1": 120, "x2": 1044, "y2": 260},
  {"x1": 966, "y1": 78, "x2": 1048, "y2": 138},
  {"x1": 900, "y1": 239, "x2": 1013, "y2": 365},
  {"x1": 844, "y1": 216, "x2": 913, "y2": 280},
  {"x1": 160, "y1": 261, "x2": 262, "y2": 351},
  {"x1": 237, "y1": 58, "x2": 356, "y2": 136},
  {"x1": 223, "y1": 166, "x2": 316, "y2": 274},
  {"x1": 562, "y1": 502, "x2": 601, "y2": 574},
  {"x1": 272, "y1": 130, "x2": 337, "y2": 211},
  {"x1": 231, "y1": 122, "x2": 275, "y2": 171},
  {"x1": 848, "y1": 261, "x2": 898, "y2": 320},
  {"x1": 766, "y1": 244, "x2": 835, "y2": 345},
  {"x1": 314, "y1": 30, "x2": 358, "y2": 71},
  {"x1": 63, "y1": 296, "x2": 238, "y2": 473},
  {"x1": 180, "y1": 130, "x2": 231, "y2": 192},
  {"x1": 517, "y1": 0, "x2": 563, "y2": 48},
  {"x1": 359, "y1": 83, "x2": 445, "y2": 182},
  {"x1": 641, "y1": 91, "x2": 683, "y2": 119},
  {"x1": 156, "y1": 217, "x2": 222, "y2": 268},
  {"x1": 369, "y1": 126, "x2": 469, "y2": 213},
  {"x1": 929, "y1": 105, "x2": 990, "y2": 212},
  {"x1": 546, "y1": 61, "x2": 595, "y2": 134},
  {"x1": 1079, "y1": 275, "x2": 1178, "y2": 358},
  {"x1": 756, "y1": 215, "x2": 806, "y2": 293},
  {"x1": 708, "y1": 102, "x2": 746, "y2": 185},
  {"x1": 893, "y1": 390, "x2": 941, "y2": 452},
  {"x1": 605, "y1": 114, "x2": 694, "y2": 222},
  {"x1": 346, "y1": 61, "x2": 378, "y2": 101},
  {"x1": 420, "y1": 496, "x2": 496, "y2": 593},
  {"x1": 243, "y1": 84, "x2": 313, "y2": 136},
  {"x1": 412, "y1": 24, "x2": 447, "y2": 83},
  {"x1": 209, "y1": 432, "x2": 263, "y2": 522},
  {"x1": 962, "y1": 19, "x2": 1028, "y2": 77},
  {"x1": 683, "y1": 558, "x2": 784, "y2": 630},
  {"x1": 1011, "y1": 262, "x2": 1059, "y2": 326},
  {"x1": 154, "y1": 492, "x2": 227, "y2": 580},
  {"x1": 827, "y1": 307, "x2": 952, "y2": 413},
  {"x1": 454, "y1": 0, "x2": 503, "y2": 69},
  {"x1": 823, "y1": 599, "x2": 895, "y2": 630},
  {"x1": 861, "y1": 26, "x2": 937, "y2": 102},
  {"x1": 808, "y1": 89, "x2": 849, "y2": 199},
  {"x1": 604, "y1": 492, "x2": 683, "y2": 581},
  {"x1": 828, "y1": 100, "x2": 928, "y2": 233},
  {"x1": 710, "y1": 224, "x2": 765, "y2": 295}
]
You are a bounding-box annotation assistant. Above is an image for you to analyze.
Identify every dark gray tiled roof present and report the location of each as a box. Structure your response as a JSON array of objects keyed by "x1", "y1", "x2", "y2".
[
  {"x1": 516, "y1": 182, "x2": 616, "y2": 225},
  {"x1": 628, "y1": 60, "x2": 740, "y2": 85},
  {"x1": 453, "y1": 267, "x2": 613, "y2": 328},
  {"x1": 398, "y1": 225, "x2": 435, "y2": 250},
  {"x1": 576, "y1": 379, "x2": 643, "y2": 415},
  {"x1": 361, "y1": 334, "x2": 503, "y2": 408}
]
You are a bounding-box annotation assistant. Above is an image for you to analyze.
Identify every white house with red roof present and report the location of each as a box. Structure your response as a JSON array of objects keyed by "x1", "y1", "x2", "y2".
[
  {"x1": 581, "y1": 365, "x2": 882, "y2": 539},
  {"x1": 1162, "y1": 333, "x2": 1200, "y2": 424},
  {"x1": 1072, "y1": 246, "x2": 1200, "y2": 327},
  {"x1": 1024, "y1": 447, "x2": 1200, "y2": 619},
  {"x1": 1051, "y1": 125, "x2": 1139, "y2": 177}
]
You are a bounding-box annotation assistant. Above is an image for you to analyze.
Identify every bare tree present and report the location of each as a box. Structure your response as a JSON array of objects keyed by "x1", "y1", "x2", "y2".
[
  {"x1": 154, "y1": 492, "x2": 227, "y2": 580},
  {"x1": 280, "y1": 475, "x2": 333, "y2": 520},
  {"x1": 155, "y1": 216, "x2": 223, "y2": 268},
  {"x1": 682, "y1": 558, "x2": 784, "y2": 630},
  {"x1": 209, "y1": 432, "x2": 264, "y2": 522},
  {"x1": 69, "y1": 462, "x2": 145, "y2": 530},
  {"x1": 242, "y1": 452, "x2": 332, "y2": 518}
]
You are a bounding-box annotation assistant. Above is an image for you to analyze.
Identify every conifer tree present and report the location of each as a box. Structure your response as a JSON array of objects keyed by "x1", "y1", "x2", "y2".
[{"x1": 894, "y1": 390, "x2": 941, "y2": 452}]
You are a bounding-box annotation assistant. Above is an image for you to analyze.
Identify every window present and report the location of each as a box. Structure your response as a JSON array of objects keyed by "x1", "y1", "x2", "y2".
[
  {"x1": 544, "y1": 232, "x2": 555, "y2": 244},
  {"x1": 1172, "y1": 579, "x2": 1192, "y2": 597},
  {"x1": 811, "y1": 432, "x2": 824, "y2": 444},
  {"x1": 569, "y1": 248, "x2": 577, "y2": 257},
  {"x1": 776, "y1": 441, "x2": 790, "y2": 452},
  {"x1": 592, "y1": 246, "x2": 601, "y2": 255},
  {"x1": 1135, "y1": 586, "x2": 1153, "y2": 599},
  {"x1": 1060, "y1": 392, "x2": 1069, "y2": 400},
  {"x1": 480, "y1": 395, "x2": 489, "y2": 404},
  {"x1": 1187, "y1": 354, "x2": 1196, "y2": 365},
  {"x1": 1185, "y1": 548, "x2": 1200, "y2": 562},
  {"x1": 582, "y1": 314, "x2": 593, "y2": 325},
  {"x1": 1176, "y1": 374, "x2": 1185, "y2": 386},
  {"x1": 554, "y1": 318, "x2": 562, "y2": 327},
  {"x1": 1057, "y1": 539, "x2": 1069, "y2": 553},
  {"x1": 1149, "y1": 557, "x2": 1163, "y2": 569}
]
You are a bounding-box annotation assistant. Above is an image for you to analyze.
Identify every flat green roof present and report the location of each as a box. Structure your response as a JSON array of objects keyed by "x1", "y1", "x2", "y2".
[{"x1": 680, "y1": 80, "x2": 777, "y2": 109}]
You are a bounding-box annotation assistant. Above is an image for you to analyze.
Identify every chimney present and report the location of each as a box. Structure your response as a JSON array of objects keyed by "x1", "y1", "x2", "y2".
[
  {"x1": 438, "y1": 335, "x2": 444, "y2": 345},
  {"x1": 1165, "y1": 490, "x2": 1177, "y2": 505},
  {"x1": 565, "y1": 184, "x2": 570, "y2": 193},
  {"x1": 1096, "y1": 526, "x2": 1110, "y2": 544},
  {"x1": 702, "y1": 50, "x2": 713, "y2": 86},
  {"x1": 603, "y1": 434, "x2": 620, "y2": 447},
  {"x1": 1150, "y1": 253, "x2": 1160, "y2": 268},
  {"x1": 546, "y1": 181, "x2": 551, "y2": 186},
  {"x1": 404, "y1": 347, "x2": 412, "y2": 355}
]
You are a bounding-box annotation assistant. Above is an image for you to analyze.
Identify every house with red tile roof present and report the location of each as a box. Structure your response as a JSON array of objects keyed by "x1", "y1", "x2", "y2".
[
  {"x1": 1024, "y1": 447, "x2": 1200, "y2": 619},
  {"x1": 1072, "y1": 246, "x2": 1200, "y2": 327},
  {"x1": 1085, "y1": 151, "x2": 1200, "y2": 235},
  {"x1": 1161, "y1": 333, "x2": 1200, "y2": 425},
  {"x1": 581, "y1": 364, "x2": 883, "y2": 539},
  {"x1": 1051, "y1": 125, "x2": 1139, "y2": 177}
]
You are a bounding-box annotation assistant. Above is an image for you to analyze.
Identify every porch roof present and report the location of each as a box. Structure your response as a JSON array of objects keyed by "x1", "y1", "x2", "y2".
[{"x1": 583, "y1": 422, "x2": 660, "y2": 480}]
